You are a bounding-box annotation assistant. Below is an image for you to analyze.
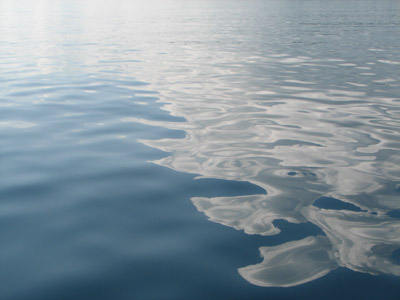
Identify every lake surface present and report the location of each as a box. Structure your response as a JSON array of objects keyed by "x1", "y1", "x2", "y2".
[{"x1": 1, "y1": 0, "x2": 400, "y2": 299}]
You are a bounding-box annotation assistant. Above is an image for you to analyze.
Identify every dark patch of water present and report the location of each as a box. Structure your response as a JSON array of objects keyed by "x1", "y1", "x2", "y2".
[{"x1": 313, "y1": 197, "x2": 364, "y2": 212}]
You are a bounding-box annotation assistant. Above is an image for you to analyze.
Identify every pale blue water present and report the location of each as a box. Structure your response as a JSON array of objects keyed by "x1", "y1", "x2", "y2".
[{"x1": 1, "y1": 0, "x2": 400, "y2": 299}]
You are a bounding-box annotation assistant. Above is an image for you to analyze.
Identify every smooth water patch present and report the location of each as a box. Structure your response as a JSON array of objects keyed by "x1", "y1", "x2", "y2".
[
  {"x1": 388, "y1": 210, "x2": 400, "y2": 220},
  {"x1": 391, "y1": 248, "x2": 400, "y2": 265},
  {"x1": 313, "y1": 197, "x2": 364, "y2": 212}
]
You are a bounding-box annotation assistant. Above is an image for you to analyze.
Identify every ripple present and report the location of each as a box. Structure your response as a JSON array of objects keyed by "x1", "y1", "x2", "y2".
[
  {"x1": 133, "y1": 33, "x2": 400, "y2": 287},
  {"x1": 1, "y1": 0, "x2": 399, "y2": 295},
  {"x1": 0, "y1": 121, "x2": 37, "y2": 128},
  {"x1": 238, "y1": 236, "x2": 337, "y2": 287},
  {"x1": 378, "y1": 59, "x2": 400, "y2": 65}
]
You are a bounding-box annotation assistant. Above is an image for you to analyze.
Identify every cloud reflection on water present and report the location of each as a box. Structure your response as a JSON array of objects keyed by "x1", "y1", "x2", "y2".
[
  {"x1": 1, "y1": 0, "x2": 399, "y2": 294},
  {"x1": 131, "y1": 49, "x2": 400, "y2": 286},
  {"x1": 73, "y1": 0, "x2": 400, "y2": 287}
]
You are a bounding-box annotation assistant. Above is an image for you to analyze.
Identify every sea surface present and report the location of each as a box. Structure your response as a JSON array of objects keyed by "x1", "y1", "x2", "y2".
[{"x1": 0, "y1": 0, "x2": 400, "y2": 299}]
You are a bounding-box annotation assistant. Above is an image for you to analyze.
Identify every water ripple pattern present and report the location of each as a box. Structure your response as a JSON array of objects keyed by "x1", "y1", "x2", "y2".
[
  {"x1": 129, "y1": 0, "x2": 400, "y2": 287},
  {"x1": 1, "y1": 0, "x2": 400, "y2": 295}
]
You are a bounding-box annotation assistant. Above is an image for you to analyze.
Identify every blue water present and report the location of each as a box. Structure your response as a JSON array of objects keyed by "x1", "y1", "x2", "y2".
[{"x1": 1, "y1": 0, "x2": 400, "y2": 299}]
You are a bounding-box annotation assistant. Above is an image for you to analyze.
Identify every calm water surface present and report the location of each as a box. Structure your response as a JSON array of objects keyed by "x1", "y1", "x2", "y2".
[{"x1": 1, "y1": 0, "x2": 400, "y2": 299}]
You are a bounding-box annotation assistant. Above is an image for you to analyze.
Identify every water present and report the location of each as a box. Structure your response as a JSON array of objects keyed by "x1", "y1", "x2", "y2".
[{"x1": 1, "y1": 0, "x2": 400, "y2": 299}]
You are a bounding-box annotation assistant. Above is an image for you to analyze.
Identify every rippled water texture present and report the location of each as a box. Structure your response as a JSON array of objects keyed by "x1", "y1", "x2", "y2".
[{"x1": 1, "y1": 0, "x2": 400, "y2": 299}]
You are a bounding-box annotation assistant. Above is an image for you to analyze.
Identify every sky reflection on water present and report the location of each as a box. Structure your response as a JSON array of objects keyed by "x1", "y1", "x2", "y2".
[
  {"x1": 125, "y1": 0, "x2": 400, "y2": 287},
  {"x1": 1, "y1": 0, "x2": 400, "y2": 296}
]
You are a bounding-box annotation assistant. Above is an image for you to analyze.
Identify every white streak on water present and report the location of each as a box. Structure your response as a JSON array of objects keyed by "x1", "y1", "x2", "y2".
[{"x1": 0, "y1": 121, "x2": 37, "y2": 128}]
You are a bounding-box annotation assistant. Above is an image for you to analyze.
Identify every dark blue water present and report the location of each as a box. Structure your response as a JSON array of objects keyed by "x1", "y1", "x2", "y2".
[{"x1": 1, "y1": 0, "x2": 400, "y2": 299}]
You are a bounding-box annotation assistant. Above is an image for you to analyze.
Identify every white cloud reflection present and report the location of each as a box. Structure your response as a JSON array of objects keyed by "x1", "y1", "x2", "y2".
[
  {"x1": 2, "y1": 0, "x2": 399, "y2": 290},
  {"x1": 91, "y1": 0, "x2": 400, "y2": 287},
  {"x1": 133, "y1": 47, "x2": 400, "y2": 286},
  {"x1": 239, "y1": 236, "x2": 337, "y2": 287}
]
